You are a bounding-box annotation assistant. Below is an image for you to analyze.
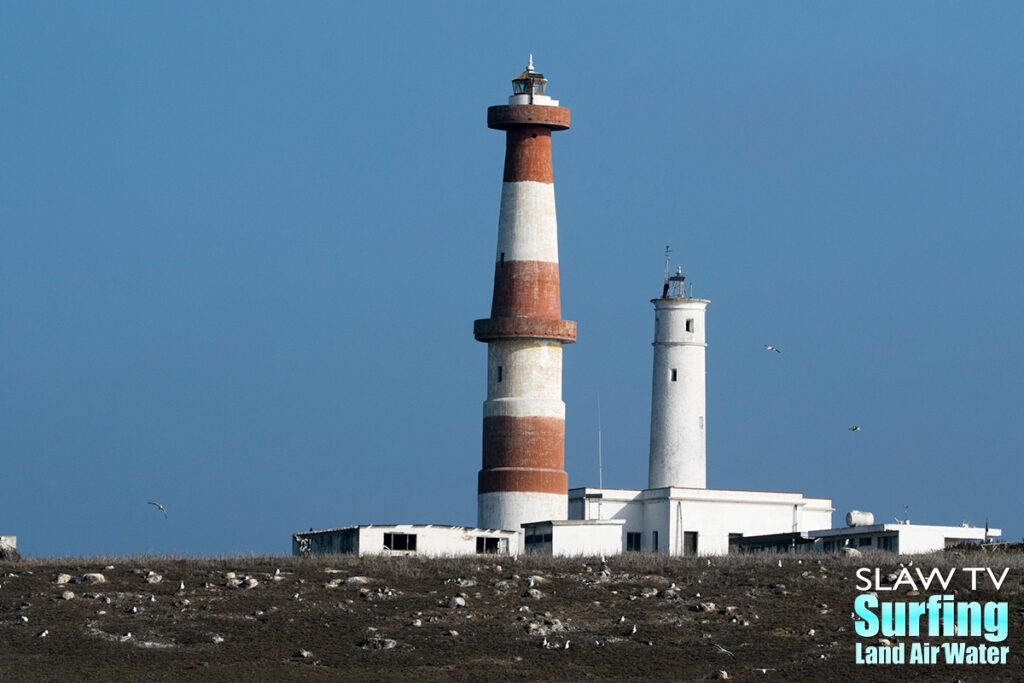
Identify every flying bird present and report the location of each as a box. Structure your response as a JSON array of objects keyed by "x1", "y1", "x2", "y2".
[
  {"x1": 148, "y1": 501, "x2": 167, "y2": 518},
  {"x1": 848, "y1": 426, "x2": 861, "y2": 432},
  {"x1": 764, "y1": 345, "x2": 781, "y2": 353},
  {"x1": 713, "y1": 643, "x2": 736, "y2": 659}
]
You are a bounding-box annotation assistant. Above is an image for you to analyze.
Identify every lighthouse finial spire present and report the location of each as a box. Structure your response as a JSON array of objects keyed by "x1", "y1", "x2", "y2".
[{"x1": 528, "y1": 54, "x2": 534, "y2": 72}]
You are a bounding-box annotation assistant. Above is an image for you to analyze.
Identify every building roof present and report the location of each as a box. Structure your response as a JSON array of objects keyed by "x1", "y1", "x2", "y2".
[
  {"x1": 809, "y1": 523, "x2": 1001, "y2": 538},
  {"x1": 293, "y1": 523, "x2": 516, "y2": 537}
]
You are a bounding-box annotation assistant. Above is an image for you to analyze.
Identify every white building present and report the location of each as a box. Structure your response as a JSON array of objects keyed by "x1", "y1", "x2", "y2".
[
  {"x1": 521, "y1": 519, "x2": 625, "y2": 557},
  {"x1": 565, "y1": 487, "x2": 833, "y2": 556},
  {"x1": 809, "y1": 522, "x2": 1001, "y2": 554},
  {"x1": 292, "y1": 524, "x2": 518, "y2": 558}
]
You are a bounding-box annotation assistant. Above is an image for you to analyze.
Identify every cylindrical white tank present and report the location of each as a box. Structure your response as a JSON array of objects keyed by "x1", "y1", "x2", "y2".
[
  {"x1": 648, "y1": 295, "x2": 709, "y2": 489},
  {"x1": 846, "y1": 510, "x2": 874, "y2": 527}
]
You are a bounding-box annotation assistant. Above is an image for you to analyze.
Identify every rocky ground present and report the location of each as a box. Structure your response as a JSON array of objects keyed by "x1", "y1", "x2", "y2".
[{"x1": 1, "y1": 551, "x2": 1021, "y2": 681}]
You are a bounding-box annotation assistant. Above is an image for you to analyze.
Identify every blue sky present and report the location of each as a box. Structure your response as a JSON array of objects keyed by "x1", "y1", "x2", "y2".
[{"x1": 2, "y1": 2, "x2": 1021, "y2": 556}]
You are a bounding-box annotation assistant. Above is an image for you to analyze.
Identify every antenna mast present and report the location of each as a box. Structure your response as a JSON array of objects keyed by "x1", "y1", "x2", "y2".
[
  {"x1": 662, "y1": 246, "x2": 671, "y2": 297},
  {"x1": 597, "y1": 394, "x2": 603, "y2": 490}
]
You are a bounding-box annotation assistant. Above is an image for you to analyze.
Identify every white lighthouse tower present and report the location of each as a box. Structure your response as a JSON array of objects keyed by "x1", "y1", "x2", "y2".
[{"x1": 648, "y1": 254, "x2": 709, "y2": 489}]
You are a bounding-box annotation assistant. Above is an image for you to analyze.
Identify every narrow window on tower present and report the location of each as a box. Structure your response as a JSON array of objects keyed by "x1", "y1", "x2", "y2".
[
  {"x1": 500, "y1": 252, "x2": 505, "y2": 265},
  {"x1": 686, "y1": 319, "x2": 694, "y2": 333},
  {"x1": 670, "y1": 368, "x2": 677, "y2": 382},
  {"x1": 497, "y1": 366, "x2": 503, "y2": 382}
]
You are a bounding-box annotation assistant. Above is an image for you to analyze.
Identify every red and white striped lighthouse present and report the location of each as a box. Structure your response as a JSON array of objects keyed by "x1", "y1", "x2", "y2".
[{"x1": 473, "y1": 59, "x2": 576, "y2": 532}]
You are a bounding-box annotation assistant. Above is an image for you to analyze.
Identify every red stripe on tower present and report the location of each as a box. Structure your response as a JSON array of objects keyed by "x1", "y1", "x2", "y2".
[{"x1": 474, "y1": 58, "x2": 575, "y2": 532}]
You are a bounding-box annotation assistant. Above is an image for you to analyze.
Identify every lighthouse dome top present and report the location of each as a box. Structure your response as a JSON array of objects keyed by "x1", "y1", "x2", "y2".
[{"x1": 508, "y1": 55, "x2": 559, "y2": 107}]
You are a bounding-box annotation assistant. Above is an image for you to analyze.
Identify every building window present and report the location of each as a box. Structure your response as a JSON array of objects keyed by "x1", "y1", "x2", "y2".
[
  {"x1": 670, "y1": 369, "x2": 677, "y2": 382},
  {"x1": 497, "y1": 366, "x2": 503, "y2": 382},
  {"x1": 383, "y1": 532, "x2": 417, "y2": 551},
  {"x1": 500, "y1": 252, "x2": 505, "y2": 264},
  {"x1": 858, "y1": 537, "x2": 872, "y2": 547},
  {"x1": 686, "y1": 319, "x2": 694, "y2": 333},
  {"x1": 699, "y1": 416, "x2": 704, "y2": 429},
  {"x1": 524, "y1": 529, "x2": 552, "y2": 548},
  {"x1": 652, "y1": 531, "x2": 659, "y2": 552},
  {"x1": 476, "y1": 537, "x2": 505, "y2": 554},
  {"x1": 878, "y1": 535, "x2": 897, "y2": 552},
  {"x1": 626, "y1": 532, "x2": 642, "y2": 552}
]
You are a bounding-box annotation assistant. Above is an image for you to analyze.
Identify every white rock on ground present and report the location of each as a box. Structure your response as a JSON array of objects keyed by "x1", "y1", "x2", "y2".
[{"x1": 76, "y1": 573, "x2": 106, "y2": 585}]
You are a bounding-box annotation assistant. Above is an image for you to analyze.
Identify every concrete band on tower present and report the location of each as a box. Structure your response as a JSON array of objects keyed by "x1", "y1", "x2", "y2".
[{"x1": 475, "y1": 62, "x2": 574, "y2": 532}]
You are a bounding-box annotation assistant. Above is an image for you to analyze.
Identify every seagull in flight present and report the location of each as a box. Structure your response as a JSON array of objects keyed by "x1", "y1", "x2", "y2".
[
  {"x1": 148, "y1": 501, "x2": 167, "y2": 518},
  {"x1": 713, "y1": 643, "x2": 736, "y2": 658},
  {"x1": 848, "y1": 425, "x2": 861, "y2": 432},
  {"x1": 764, "y1": 345, "x2": 781, "y2": 353}
]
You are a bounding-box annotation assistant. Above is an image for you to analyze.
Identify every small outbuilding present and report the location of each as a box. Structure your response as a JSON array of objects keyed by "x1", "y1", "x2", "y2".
[
  {"x1": 292, "y1": 524, "x2": 518, "y2": 557},
  {"x1": 808, "y1": 522, "x2": 1001, "y2": 554}
]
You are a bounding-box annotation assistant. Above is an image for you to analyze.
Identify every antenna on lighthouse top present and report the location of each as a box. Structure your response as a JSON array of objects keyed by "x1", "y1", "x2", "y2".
[
  {"x1": 662, "y1": 246, "x2": 686, "y2": 298},
  {"x1": 662, "y1": 246, "x2": 671, "y2": 297}
]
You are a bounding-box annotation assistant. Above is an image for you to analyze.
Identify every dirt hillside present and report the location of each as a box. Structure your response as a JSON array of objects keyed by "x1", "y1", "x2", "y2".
[{"x1": 1, "y1": 552, "x2": 1021, "y2": 681}]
